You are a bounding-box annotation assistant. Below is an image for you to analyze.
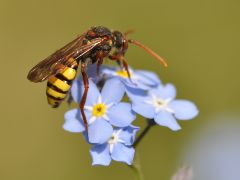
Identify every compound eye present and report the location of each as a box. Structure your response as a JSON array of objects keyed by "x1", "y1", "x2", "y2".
[{"x1": 114, "y1": 33, "x2": 123, "y2": 48}]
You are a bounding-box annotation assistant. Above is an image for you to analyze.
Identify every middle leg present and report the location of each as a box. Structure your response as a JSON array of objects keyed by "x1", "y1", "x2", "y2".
[{"x1": 109, "y1": 55, "x2": 131, "y2": 79}]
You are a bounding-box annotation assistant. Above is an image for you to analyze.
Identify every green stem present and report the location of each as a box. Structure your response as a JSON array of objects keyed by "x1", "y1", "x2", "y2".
[
  {"x1": 130, "y1": 153, "x2": 144, "y2": 180},
  {"x1": 129, "y1": 119, "x2": 156, "y2": 180},
  {"x1": 133, "y1": 119, "x2": 156, "y2": 148}
]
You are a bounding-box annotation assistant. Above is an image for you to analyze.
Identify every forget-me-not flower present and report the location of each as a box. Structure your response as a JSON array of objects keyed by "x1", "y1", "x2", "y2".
[
  {"x1": 90, "y1": 125, "x2": 139, "y2": 166},
  {"x1": 131, "y1": 83, "x2": 199, "y2": 131},
  {"x1": 64, "y1": 78, "x2": 136, "y2": 144},
  {"x1": 101, "y1": 66, "x2": 161, "y2": 90},
  {"x1": 62, "y1": 64, "x2": 199, "y2": 167}
]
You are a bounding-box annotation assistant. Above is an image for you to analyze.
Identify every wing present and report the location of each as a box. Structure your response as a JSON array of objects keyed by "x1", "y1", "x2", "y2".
[{"x1": 27, "y1": 35, "x2": 103, "y2": 83}]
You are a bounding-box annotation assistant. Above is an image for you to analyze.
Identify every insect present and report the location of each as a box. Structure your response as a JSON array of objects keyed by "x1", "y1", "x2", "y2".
[{"x1": 27, "y1": 26, "x2": 168, "y2": 130}]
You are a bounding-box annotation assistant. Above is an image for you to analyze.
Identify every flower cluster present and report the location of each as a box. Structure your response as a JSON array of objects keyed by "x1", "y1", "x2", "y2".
[{"x1": 63, "y1": 64, "x2": 199, "y2": 166}]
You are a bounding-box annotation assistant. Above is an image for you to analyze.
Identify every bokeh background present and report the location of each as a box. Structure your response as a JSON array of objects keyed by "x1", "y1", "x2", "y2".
[{"x1": 1, "y1": 0, "x2": 240, "y2": 179}]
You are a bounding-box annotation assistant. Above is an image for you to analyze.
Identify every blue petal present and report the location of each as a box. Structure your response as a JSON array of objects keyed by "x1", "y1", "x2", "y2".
[
  {"x1": 135, "y1": 70, "x2": 161, "y2": 86},
  {"x1": 122, "y1": 78, "x2": 151, "y2": 90},
  {"x1": 90, "y1": 144, "x2": 111, "y2": 166},
  {"x1": 125, "y1": 86, "x2": 147, "y2": 102},
  {"x1": 87, "y1": 64, "x2": 110, "y2": 83},
  {"x1": 101, "y1": 78, "x2": 125, "y2": 104},
  {"x1": 87, "y1": 64, "x2": 100, "y2": 83},
  {"x1": 63, "y1": 109, "x2": 85, "y2": 133},
  {"x1": 154, "y1": 111, "x2": 181, "y2": 131},
  {"x1": 88, "y1": 119, "x2": 113, "y2": 144},
  {"x1": 118, "y1": 125, "x2": 140, "y2": 146},
  {"x1": 84, "y1": 79, "x2": 101, "y2": 106},
  {"x1": 71, "y1": 78, "x2": 82, "y2": 103},
  {"x1": 169, "y1": 100, "x2": 199, "y2": 120},
  {"x1": 101, "y1": 66, "x2": 117, "y2": 77},
  {"x1": 111, "y1": 143, "x2": 135, "y2": 165},
  {"x1": 132, "y1": 101, "x2": 155, "y2": 119},
  {"x1": 83, "y1": 110, "x2": 92, "y2": 124},
  {"x1": 68, "y1": 108, "x2": 92, "y2": 126},
  {"x1": 71, "y1": 78, "x2": 100, "y2": 105},
  {"x1": 107, "y1": 103, "x2": 136, "y2": 127},
  {"x1": 101, "y1": 66, "x2": 151, "y2": 90},
  {"x1": 149, "y1": 84, "x2": 176, "y2": 99}
]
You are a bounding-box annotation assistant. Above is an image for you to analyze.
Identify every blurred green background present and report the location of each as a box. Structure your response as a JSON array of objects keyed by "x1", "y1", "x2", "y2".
[{"x1": 0, "y1": 0, "x2": 240, "y2": 179}]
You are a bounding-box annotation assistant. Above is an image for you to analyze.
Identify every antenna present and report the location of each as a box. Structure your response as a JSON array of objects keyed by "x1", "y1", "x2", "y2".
[
  {"x1": 124, "y1": 29, "x2": 135, "y2": 36},
  {"x1": 128, "y1": 39, "x2": 168, "y2": 68}
]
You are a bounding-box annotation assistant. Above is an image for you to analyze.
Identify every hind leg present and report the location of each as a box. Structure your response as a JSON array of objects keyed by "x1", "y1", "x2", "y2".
[{"x1": 79, "y1": 63, "x2": 89, "y2": 130}]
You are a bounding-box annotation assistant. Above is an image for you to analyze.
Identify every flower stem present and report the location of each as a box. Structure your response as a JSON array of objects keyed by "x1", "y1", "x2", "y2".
[
  {"x1": 130, "y1": 152, "x2": 144, "y2": 180},
  {"x1": 133, "y1": 119, "x2": 156, "y2": 148},
  {"x1": 129, "y1": 119, "x2": 156, "y2": 180}
]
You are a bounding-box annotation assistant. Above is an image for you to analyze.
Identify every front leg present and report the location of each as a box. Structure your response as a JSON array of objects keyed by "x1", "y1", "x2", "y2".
[
  {"x1": 109, "y1": 55, "x2": 131, "y2": 79},
  {"x1": 120, "y1": 56, "x2": 131, "y2": 79},
  {"x1": 79, "y1": 63, "x2": 89, "y2": 130}
]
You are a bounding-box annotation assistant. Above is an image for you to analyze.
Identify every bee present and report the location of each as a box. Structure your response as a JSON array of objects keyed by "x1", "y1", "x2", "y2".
[{"x1": 27, "y1": 26, "x2": 167, "y2": 129}]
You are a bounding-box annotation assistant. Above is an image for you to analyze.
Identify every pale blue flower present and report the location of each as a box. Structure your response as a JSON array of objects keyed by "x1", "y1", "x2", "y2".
[
  {"x1": 64, "y1": 78, "x2": 136, "y2": 144},
  {"x1": 131, "y1": 83, "x2": 199, "y2": 131},
  {"x1": 90, "y1": 126, "x2": 139, "y2": 166},
  {"x1": 101, "y1": 66, "x2": 161, "y2": 90}
]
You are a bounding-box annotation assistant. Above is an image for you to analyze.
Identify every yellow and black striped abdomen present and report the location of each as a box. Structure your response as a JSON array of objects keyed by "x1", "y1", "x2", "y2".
[{"x1": 46, "y1": 59, "x2": 78, "y2": 108}]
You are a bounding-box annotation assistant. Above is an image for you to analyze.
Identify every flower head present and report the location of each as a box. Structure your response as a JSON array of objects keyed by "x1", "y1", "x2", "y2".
[
  {"x1": 62, "y1": 62, "x2": 199, "y2": 167},
  {"x1": 64, "y1": 78, "x2": 136, "y2": 144},
  {"x1": 90, "y1": 125, "x2": 139, "y2": 166},
  {"x1": 101, "y1": 66, "x2": 161, "y2": 90},
  {"x1": 131, "y1": 83, "x2": 199, "y2": 131}
]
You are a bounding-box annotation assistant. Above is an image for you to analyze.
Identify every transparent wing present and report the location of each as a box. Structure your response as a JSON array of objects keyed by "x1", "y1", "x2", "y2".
[{"x1": 27, "y1": 35, "x2": 103, "y2": 82}]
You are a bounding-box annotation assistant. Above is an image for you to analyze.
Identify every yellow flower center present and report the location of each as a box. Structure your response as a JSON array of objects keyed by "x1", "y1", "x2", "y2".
[
  {"x1": 108, "y1": 134, "x2": 118, "y2": 144},
  {"x1": 116, "y1": 70, "x2": 129, "y2": 78},
  {"x1": 92, "y1": 103, "x2": 106, "y2": 117},
  {"x1": 156, "y1": 100, "x2": 164, "y2": 106}
]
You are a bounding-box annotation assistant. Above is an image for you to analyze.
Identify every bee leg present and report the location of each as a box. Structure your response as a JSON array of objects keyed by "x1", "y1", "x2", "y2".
[
  {"x1": 120, "y1": 56, "x2": 131, "y2": 79},
  {"x1": 109, "y1": 55, "x2": 132, "y2": 80},
  {"x1": 111, "y1": 55, "x2": 135, "y2": 85},
  {"x1": 110, "y1": 55, "x2": 124, "y2": 70},
  {"x1": 79, "y1": 63, "x2": 89, "y2": 131},
  {"x1": 120, "y1": 56, "x2": 138, "y2": 86},
  {"x1": 96, "y1": 58, "x2": 103, "y2": 76}
]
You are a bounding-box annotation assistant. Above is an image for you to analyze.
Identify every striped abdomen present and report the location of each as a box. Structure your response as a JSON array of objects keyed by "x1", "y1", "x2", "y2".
[{"x1": 46, "y1": 58, "x2": 78, "y2": 108}]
